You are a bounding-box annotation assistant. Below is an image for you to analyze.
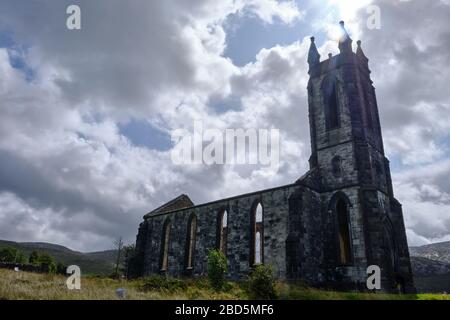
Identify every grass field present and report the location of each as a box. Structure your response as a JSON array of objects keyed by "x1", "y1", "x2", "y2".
[{"x1": 0, "y1": 269, "x2": 449, "y2": 300}]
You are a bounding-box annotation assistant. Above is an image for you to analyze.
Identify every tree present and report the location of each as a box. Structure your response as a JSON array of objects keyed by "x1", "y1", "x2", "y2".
[
  {"x1": 38, "y1": 253, "x2": 57, "y2": 274},
  {"x1": 29, "y1": 251, "x2": 39, "y2": 265},
  {"x1": 207, "y1": 249, "x2": 227, "y2": 291},
  {"x1": 0, "y1": 247, "x2": 18, "y2": 263},
  {"x1": 15, "y1": 251, "x2": 27, "y2": 264},
  {"x1": 0, "y1": 247, "x2": 27, "y2": 264},
  {"x1": 56, "y1": 262, "x2": 67, "y2": 275},
  {"x1": 113, "y1": 237, "x2": 124, "y2": 278},
  {"x1": 123, "y1": 244, "x2": 135, "y2": 279}
]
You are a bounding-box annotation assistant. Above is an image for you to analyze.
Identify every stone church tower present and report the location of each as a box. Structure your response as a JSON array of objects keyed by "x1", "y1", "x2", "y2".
[
  {"x1": 131, "y1": 22, "x2": 415, "y2": 294},
  {"x1": 303, "y1": 21, "x2": 414, "y2": 292}
]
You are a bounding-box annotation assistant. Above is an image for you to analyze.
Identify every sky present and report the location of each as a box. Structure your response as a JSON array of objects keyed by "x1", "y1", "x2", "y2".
[{"x1": 0, "y1": 0, "x2": 449, "y2": 252}]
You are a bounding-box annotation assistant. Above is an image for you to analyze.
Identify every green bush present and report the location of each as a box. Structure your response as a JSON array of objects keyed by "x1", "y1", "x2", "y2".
[
  {"x1": 0, "y1": 247, "x2": 17, "y2": 263},
  {"x1": 29, "y1": 251, "x2": 39, "y2": 265},
  {"x1": 247, "y1": 264, "x2": 277, "y2": 299},
  {"x1": 56, "y1": 262, "x2": 67, "y2": 275},
  {"x1": 15, "y1": 251, "x2": 27, "y2": 264},
  {"x1": 140, "y1": 275, "x2": 187, "y2": 292},
  {"x1": 207, "y1": 249, "x2": 227, "y2": 291},
  {"x1": 0, "y1": 247, "x2": 27, "y2": 263},
  {"x1": 38, "y1": 253, "x2": 57, "y2": 274}
]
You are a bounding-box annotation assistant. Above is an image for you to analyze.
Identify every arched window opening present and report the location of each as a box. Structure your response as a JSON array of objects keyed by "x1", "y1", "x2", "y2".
[
  {"x1": 332, "y1": 156, "x2": 342, "y2": 177},
  {"x1": 251, "y1": 203, "x2": 264, "y2": 265},
  {"x1": 255, "y1": 231, "x2": 262, "y2": 264},
  {"x1": 256, "y1": 205, "x2": 263, "y2": 223},
  {"x1": 160, "y1": 219, "x2": 171, "y2": 271},
  {"x1": 218, "y1": 210, "x2": 228, "y2": 255},
  {"x1": 186, "y1": 214, "x2": 197, "y2": 269},
  {"x1": 336, "y1": 199, "x2": 352, "y2": 265},
  {"x1": 324, "y1": 80, "x2": 340, "y2": 130}
]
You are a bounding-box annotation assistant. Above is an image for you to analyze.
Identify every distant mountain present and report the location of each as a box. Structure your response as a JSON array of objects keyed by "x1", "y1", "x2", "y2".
[
  {"x1": 0, "y1": 240, "x2": 117, "y2": 275},
  {"x1": 409, "y1": 241, "x2": 450, "y2": 264},
  {"x1": 411, "y1": 256, "x2": 450, "y2": 276},
  {"x1": 409, "y1": 241, "x2": 450, "y2": 293}
]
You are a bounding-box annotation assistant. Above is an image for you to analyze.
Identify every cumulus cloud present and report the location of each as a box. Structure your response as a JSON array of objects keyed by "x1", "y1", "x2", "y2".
[
  {"x1": 0, "y1": 0, "x2": 306, "y2": 251},
  {"x1": 239, "y1": 0, "x2": 304, "y2": 24}
]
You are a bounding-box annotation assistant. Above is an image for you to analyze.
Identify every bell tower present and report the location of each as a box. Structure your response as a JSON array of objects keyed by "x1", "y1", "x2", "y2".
[
  {"x1": 307, "y1": 21, "x2": 389, "y2": 193},
  {"x1": 306, "y1": 22, "x2": 415, "y2": 293}
]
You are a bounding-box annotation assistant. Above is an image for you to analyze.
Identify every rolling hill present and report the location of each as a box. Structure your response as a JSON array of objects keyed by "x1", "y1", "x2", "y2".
[{"x1": 0, "y1": 240, "x2": 117, "y2": 275}]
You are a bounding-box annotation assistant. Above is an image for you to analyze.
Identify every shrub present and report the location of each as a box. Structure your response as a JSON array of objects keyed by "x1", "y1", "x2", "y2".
[
  {"x1": 56, "y1": 262, "x2": 67, "y2": 275},
  {"x1": 140, "y1": 275, "x2": 187, "y2": 292},
  {"x1": 247, "y1": 264, "x2": 277, "y2": 299},
  {"x1": 0, "y1": 247, "x2": 16, "y2": 263},
  {"x1": 29, "y1": 251, "x2": 39, "y2": 265},
  {"x1": 207, "y1": 249, "x2": 227, "y2": 291},
  {"x1": 0, "y1": 247, "x2": 25, "y2": 263},
  {"x1": 38, "y1": 253, "x2": 57, "y2": 274},
  {"x1": 15, "y1": 251, "x2": 27, "y2": 264}
]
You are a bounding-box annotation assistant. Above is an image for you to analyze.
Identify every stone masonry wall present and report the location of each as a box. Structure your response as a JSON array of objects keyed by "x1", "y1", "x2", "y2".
[{"x1": 139, "y1": 184, "x2": 322, "y2": 280}]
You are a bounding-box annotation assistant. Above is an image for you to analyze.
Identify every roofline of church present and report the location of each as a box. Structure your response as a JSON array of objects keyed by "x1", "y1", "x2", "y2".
[
  {"x1": 144, "y1": 181, "x2": 306, "y2": 219},
  {"x1": 147, "y1": 194, "x2": 193, "y2": 214}
]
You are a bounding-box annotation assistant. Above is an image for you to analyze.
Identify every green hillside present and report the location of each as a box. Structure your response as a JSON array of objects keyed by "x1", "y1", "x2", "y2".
[{"x1": 0, "y1": 240, "x2": 116, "y2": 275}]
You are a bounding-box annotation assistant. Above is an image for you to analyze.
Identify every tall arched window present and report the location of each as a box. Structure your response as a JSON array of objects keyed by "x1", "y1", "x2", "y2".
[
  {"x1": 336, "y1": 199, "x2": 352, "y2": 265},
  {"x1": 185, "y1": 214, "x2": 197, "y2": 269},
  {"x1": 323, "y1": 77, "x2": 340, "y2": 130},
  {"x1": 218, "y1": 210, "x2": 228, "y2": 255},
  {"x1": 160, "y1": 218, "x2": 171, "y2": 271},
  {"x1": 255, "y1": 231, "x2": 262, "y2": 264},
  {"x1": 251, "y1": 203, "x2": 264, "y2": 265}
]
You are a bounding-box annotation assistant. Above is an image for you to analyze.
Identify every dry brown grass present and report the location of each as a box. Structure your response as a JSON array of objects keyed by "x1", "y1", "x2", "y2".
[
  {"x1": 0, "y1": 269, "x2": 245, "y2": 300},
  {"x1": 1, "y1": 269, "x2": 449, "y2": 300}
]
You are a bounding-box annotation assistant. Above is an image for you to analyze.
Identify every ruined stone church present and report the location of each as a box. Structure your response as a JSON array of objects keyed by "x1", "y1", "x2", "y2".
[{"x1": 132, "y1": 22, "x2": 415, "y2": 293}]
